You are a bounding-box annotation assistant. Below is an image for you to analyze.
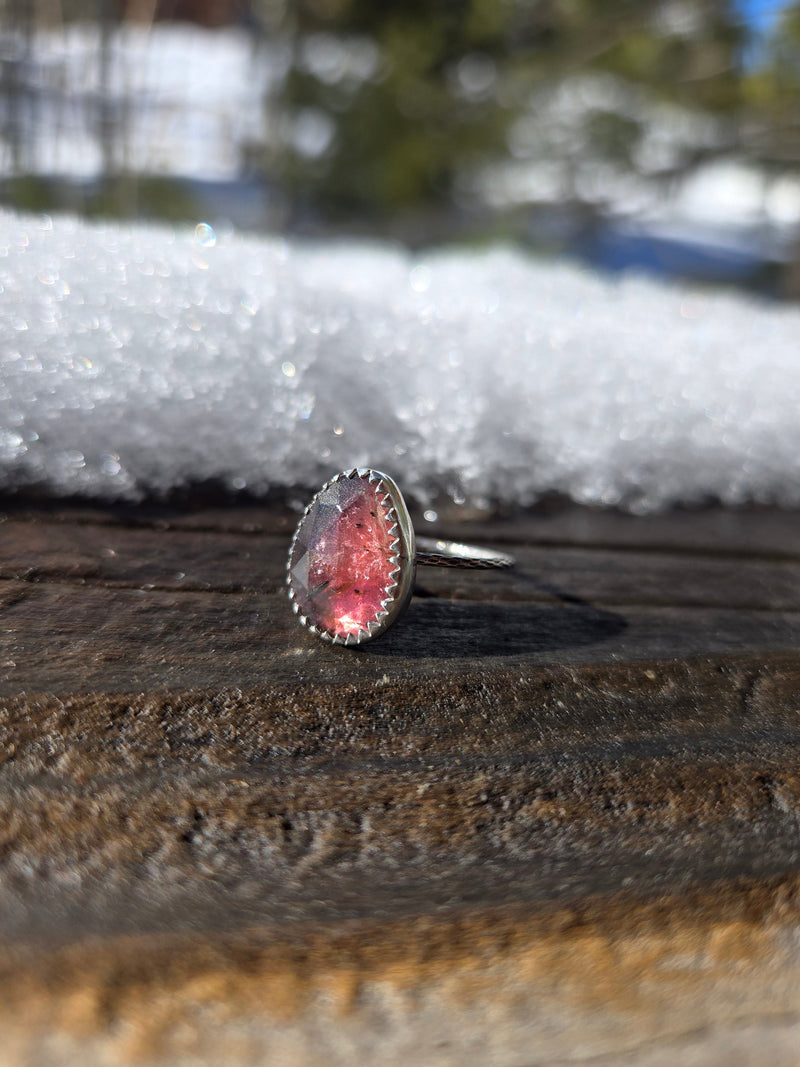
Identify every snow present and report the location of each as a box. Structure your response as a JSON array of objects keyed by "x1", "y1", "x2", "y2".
[{"x1": 1, "y1": 209, "x2": 799, "y2": 513}]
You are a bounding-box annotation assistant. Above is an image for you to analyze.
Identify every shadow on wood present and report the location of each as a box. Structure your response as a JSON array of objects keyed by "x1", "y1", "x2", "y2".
[{"x1": 367, "y1": 597, "x2": 627, "y2": 658}]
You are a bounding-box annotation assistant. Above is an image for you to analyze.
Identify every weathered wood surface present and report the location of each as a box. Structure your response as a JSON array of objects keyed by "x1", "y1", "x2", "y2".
[{"x1": 0, "y1": 501, "x2": 799, "y2": 1065}]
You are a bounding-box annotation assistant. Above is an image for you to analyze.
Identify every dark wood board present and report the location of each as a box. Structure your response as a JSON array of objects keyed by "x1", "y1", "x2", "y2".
[{"x1": 0, "y1": 503, "x2": 799, "y2": 1065}]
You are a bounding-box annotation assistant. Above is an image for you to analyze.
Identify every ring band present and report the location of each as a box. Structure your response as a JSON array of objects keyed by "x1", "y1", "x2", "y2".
[
  {"x1": 287, "y1": 468, "x2": 515, "y2": 646},
  {"x1": 415, "y1": 537, "x2": 515, "y2": 570}
]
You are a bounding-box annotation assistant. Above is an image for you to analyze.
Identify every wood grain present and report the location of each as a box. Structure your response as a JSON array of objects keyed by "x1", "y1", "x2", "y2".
[{"x1": 0, "y1": 502, "x2": 799, "y2": 1065}]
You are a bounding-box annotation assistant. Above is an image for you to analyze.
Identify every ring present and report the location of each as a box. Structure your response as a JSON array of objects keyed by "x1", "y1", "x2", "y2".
[{"x1": 287, "y1": 468, "x2": 515, "y2": 646}]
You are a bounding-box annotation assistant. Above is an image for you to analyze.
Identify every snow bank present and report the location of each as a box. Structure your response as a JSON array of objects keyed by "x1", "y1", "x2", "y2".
[{"x1": 1, "y1": 210, "x2": 798, "y2": 512}]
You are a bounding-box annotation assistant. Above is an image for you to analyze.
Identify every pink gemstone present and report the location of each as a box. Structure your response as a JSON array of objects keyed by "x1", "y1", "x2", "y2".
[{"x1": 289, "y1": 473, "x2": 398, "y2": 640}]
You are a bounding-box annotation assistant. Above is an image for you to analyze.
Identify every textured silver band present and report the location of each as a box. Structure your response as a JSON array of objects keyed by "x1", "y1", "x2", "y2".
[{"x1": 415, "y1": 536, "x2": 515, "y2": 570}]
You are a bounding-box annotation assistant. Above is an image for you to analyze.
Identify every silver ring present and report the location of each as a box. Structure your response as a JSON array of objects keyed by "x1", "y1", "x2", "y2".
[{"x1": 287, "y1": 468, "x2": 515, "y2": 646}]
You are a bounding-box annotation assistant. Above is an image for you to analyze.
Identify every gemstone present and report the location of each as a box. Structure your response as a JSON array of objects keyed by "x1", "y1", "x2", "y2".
[{"x1": 288, "y1": 472, "x2": 400, "y2": 642}]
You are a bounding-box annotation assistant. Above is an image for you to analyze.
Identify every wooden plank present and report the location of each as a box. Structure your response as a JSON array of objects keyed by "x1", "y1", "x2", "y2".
[
  {"x1": 0, "y1": 874, "x2": 799, "y2": 1064},
  {"x1": 1, "y1": 505, "x2": 800, "y2": 1063},
  {"x1": 3, "y1": 581, "x2": 800, "y2": 693},
  {"x1": 3, "y1": 518, "x2": 800, "y2": 611},
  {"x1": 3, "y1": 500, "x2": 800, "y2": 557}
]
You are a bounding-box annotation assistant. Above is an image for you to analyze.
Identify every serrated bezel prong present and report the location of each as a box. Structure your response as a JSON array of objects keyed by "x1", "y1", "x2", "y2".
[{"x1": 286, "y1": 468, "x2": 416, "y2": 649}]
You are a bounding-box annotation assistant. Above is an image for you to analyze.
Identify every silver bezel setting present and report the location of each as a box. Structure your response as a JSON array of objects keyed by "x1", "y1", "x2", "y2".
[{"x1": 286, "y1": 468, "x2": 416, "y2": 647}]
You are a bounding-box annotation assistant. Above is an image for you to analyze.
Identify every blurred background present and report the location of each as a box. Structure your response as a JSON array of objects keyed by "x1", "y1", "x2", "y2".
[{"x1": 0, "y1": 0, "x2": 798, "y2": 297}]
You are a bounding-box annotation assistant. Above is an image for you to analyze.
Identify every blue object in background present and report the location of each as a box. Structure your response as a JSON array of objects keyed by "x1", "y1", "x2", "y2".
[
  {"x1": 575, "y1": 224, "x2": 771, "y2": 289},
  {"x1": 736, "y1": 0, "x2": 789, "y2": 30}
]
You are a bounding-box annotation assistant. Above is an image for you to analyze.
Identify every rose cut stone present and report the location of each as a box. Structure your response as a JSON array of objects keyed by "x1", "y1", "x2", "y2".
[{"x1": 288, "y1": 472, "x2": 399, "y2": 641}]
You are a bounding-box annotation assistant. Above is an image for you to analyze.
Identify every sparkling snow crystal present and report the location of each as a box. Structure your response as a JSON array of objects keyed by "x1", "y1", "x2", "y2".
[{"x1": 0, "y1": 210, "x2": 799, "y2": 512}]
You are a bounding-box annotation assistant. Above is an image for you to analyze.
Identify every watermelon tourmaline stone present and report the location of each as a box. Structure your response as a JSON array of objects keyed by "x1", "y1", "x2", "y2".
[{"x1": 288, "y1": 472, "x2": 400, "y2": 641}]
